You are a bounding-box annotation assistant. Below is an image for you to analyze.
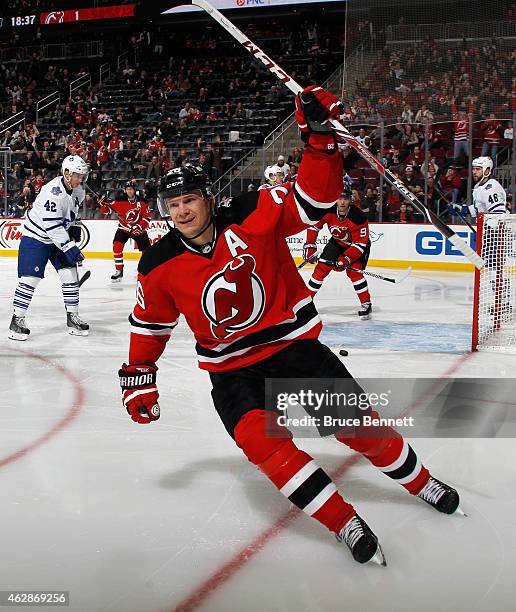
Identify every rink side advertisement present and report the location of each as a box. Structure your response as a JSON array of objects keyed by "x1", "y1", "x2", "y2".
[{"x1": 0, "y1": 218, "x2": 476, "y2": 271}]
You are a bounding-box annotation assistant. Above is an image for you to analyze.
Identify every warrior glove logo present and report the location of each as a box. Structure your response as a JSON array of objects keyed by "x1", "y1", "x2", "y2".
[{"x1": 202, "y1": 254, "x2": 265, "y2": 340}]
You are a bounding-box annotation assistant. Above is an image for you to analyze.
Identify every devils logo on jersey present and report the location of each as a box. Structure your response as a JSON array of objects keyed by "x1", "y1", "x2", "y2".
[
  {"x1": 202, "y1": 254, "x2": 265, "y2": 340},
  {"x1": 126, "y1": 204, "x2": 143, "y2": 224},
  {"x1": 329, "y1": 224, "x2": 349, "y2": 242}
]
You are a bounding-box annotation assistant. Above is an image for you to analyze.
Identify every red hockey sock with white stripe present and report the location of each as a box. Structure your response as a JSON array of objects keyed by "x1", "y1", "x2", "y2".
[
  {"x1": 346, "y1": 267, "x2": 371, "y2": 304},
  {"x1": 235, "y1": 409, "x2": 355, "y2": 533},
  {"x1": 307, "y1": 261, "x2": 332, "y2": 294},
  {"x1": 336, "y1": 412, "x2": 429, "y2": 495},
  {"x1": 113, "y1": 240, "x2": 124, "y2": 271}
]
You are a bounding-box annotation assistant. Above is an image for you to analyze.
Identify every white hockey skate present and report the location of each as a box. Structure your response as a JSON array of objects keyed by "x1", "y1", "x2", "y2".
[
  {"x1": 67, "y1": 312, "x2": 89, "y2": 336},
  {"x1": 336, "y1": 514, "x2": 386, "y2": 566},
  {"x1": 358, "y1": 302, "x2": 372, "y2": 320},
  {"x1": 8, "y1": 314, "x2": 30, "y2": 341},
  {"x1": 111, "y1": 269, "x2": 123, "y2": 283}
]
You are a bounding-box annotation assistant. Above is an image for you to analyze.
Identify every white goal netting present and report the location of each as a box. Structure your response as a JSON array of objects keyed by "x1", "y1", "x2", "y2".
[{"x1": 473, "y1": 213, "x2": 516, "y2": 352}]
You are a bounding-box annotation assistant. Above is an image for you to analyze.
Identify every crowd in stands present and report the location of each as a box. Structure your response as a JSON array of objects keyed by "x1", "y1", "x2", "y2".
[
  {"x1": 320, "y1": 36, "x2": 515, "y2": 221},
  {"x1": 348, "y1": 38, "x2": 515, "y2": 123},
  {"x1": 0, "y1": 14, "x2": 347, "y2": 217},
  {"x1": 0, "y1": 9, "x2": 514, "y2": 223}
]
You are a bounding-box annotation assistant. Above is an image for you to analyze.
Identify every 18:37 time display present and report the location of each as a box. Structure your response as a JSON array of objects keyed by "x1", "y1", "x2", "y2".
[{"x1": 11, "y1": 15, "x2": 37, "y2": 26}]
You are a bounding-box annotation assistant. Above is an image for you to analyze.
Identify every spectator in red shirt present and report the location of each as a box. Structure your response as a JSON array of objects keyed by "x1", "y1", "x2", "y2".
[
  {"x1": 451, "y1": 97, "x2": 474, "y2": 163},
  {"x1": 439, "y1": 167, "x2": 463, "y2": 205},
  {"x1": 395, "y1": 203, "x2": 414, "y2": 223},
  {"x1": 427, "y1": 123, "x2": 448, "y2": 151},
  {"x1": 148, "y1": 134, "x2": 166, "y2": 156},
  {"x1": 481, "y1": 113, "x2": 502, "y2": 164},
  {"x1": 405, "y1": 145, "x2": 424, "y2": 170},
  {"x1": 207, "y1": 106, "x2": 218, "y2": 122},
  {"x1": 108, "y1": 134, "x2": 124, "y2": 160},
  {"x1": 32, "y1": 174, "x2": 44, "y2": 195},
  {"x1": 105, "y1": 121, "x2": 118, "y2": 141},
  {"x1": 95, "y1": 135, "x2": 109, "y2": 166}
]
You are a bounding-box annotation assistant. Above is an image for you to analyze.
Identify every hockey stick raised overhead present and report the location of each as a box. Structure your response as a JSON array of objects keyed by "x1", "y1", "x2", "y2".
[{"x1": 185, "y1": 0, "x2": 484, "y2": 270}]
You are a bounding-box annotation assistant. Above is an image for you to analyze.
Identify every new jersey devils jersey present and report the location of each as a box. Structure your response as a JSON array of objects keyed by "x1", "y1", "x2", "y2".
[
  {"x1": 106, "y1": 198, "x2": 151, "y2": 235},
  {"x1": 128, "y1": 145, "x2": 343, "y2": 372},
  {"x1": 306, "y1": 205, "x2": 370, "y2": 263}
]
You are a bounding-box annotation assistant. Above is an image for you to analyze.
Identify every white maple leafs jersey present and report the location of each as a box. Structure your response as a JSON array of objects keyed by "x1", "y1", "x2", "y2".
[
  {"x1": 470, "y1": 178, "x2": 507, "y2": 216},
  {"x1": 23, "y1": 176, "x2": 85, "y2": 248}
]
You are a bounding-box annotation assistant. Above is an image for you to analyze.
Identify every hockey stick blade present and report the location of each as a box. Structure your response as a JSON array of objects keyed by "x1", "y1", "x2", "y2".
[
  {"x1": 78, "y1": 270, "x2": 91, "y2": 288},
  {"x1": 394, "y1": 266, "x2": 412, "y2": 284},
  {"x1": 298, "y1": 253, "x2": 318, "y2": 269},
  {"x1": 190, "y1": 0, "x2": 485, "y2": 270}
]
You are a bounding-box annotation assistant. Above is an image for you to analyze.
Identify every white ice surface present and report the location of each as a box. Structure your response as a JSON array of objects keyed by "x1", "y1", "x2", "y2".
[{"x1": 0, "y1": 258, "x2": 514, "y2": 612}]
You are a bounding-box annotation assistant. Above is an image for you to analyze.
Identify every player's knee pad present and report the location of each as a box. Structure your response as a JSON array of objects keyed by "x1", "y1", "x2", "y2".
[
  {"x1": 113, "y1": 241, "x2": 124, "y2": 253},
  {"x1": 335, "y1": 410, "x2": 402, "y2": 461},
  {"x1": 234, "y1": 409, "x2": 298, "y2": 479},
  {"x1": 312, "y1": 262, "x2": 332, "y2": 281},
  {"x1": 345, "y1": 267, "x2": 363, "y2": 282},
  {"x1": 19, "y1": 276, "x2": 41, "y2": 290},
  {"x1": 58, "y1": 266, "x2": 79, "y2": 285}
]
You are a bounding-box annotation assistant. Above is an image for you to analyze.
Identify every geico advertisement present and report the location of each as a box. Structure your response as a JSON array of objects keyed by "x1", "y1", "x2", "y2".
[{"x1": 0, "y1": 219, "x2": 476, "y2": 267}]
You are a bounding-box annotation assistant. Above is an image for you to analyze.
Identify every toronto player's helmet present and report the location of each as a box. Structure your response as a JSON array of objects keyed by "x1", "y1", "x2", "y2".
[
  {"x1": 264, "y1": 164, "x2": 282, "y2": 180},
  {"x1": 157, "y1": 164, "x2": 212, "y2": 218},
  {"x1": 61, "y1": 155, "x2": 89, "y2": 180},
  {"x1": 472, "y1": 156, "x2": 493, "y2": 179}
]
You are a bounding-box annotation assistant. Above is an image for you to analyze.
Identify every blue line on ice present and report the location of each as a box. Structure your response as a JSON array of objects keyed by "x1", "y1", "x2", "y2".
[{"x1": 320, "y1": 320, "x2": 471, "y2": 353}]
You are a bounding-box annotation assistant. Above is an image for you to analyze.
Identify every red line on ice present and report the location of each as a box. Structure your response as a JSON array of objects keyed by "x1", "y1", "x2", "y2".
[
  {"x1": 0, "y1": 349, "x2": 85, "y2": 468},
  {"x1": 171, "y1": 351, "x2": 475, "y2": 612}
]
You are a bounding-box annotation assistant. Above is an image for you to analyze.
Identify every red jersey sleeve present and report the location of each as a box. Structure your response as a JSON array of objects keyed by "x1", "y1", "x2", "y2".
[
  {"x1": 305, "y1": 216, "x2": 327, "y2": 244},
  {"x1": 110, "y1": 200, "x2": 125, "y2": 215},
  {"x1": 128, "y1": 273, "x2": 180, "y2": 365},
  {"x1": 278, "y1": 137, "x2": 343, "y2": 238},
  {"x1": 140, "y1": 202, "x2": 151, "y2": 230}
]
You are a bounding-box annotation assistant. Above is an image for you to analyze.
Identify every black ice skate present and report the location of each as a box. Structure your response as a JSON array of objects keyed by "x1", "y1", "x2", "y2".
[
  {"x1": 8, "y1": 314, "x2": 30, "y2": 341},
  {"x1": 111, "y1": 269, "x2": 123, "y2": 283},
  {"x1": 417, "y1": 477, "x2": 464, "y2": 515},
  {"x1": 336, "y1": 514, "x2": 386, "y2": 566},
  {"x1": 358, "y1": 302, "x2": 372, "y2": 320},
  {"x1": 67, "y1": 312, "x2": 89, "y2": 336}
]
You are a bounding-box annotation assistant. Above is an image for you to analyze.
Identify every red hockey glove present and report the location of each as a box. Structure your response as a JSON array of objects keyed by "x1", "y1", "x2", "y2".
[
  {"x1": 303, "y1": 243, "x2": 317, "y2": 261},
  {"x1": 319, "y1": 256, "x2": 348, "y2": 272},
  {"x1": 295, "y1": 85, "x2": 342, "y2": 137},
  {"x1": 119, "y1": 363, "x2": 160, "y2": 424},
  {"x1": 130, "y1": 223, "x2": 144, "y2": 235},
  {"x1": 337, "y1": 255, "x2": 352, "y2": 270},
  {"x1": 98, "y1": 195, "x2": 111, "y2": 215}
]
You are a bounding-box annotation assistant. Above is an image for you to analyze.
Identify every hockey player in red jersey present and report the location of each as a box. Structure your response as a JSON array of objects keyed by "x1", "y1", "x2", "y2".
[
  {"x1": 304, "y1": 187, "x2": 373, "y2": 319},
  {"x1": 99, "y1": 181, "x2": 151, "y2": 283},
  {"x1": 118, "y1": 86, "x2": 462, "y2": 566}
]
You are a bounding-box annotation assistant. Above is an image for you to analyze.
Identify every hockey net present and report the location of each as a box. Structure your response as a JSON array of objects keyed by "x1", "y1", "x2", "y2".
[{"x1": 472, "y1": 213, "x2": 516, "y2": 352}]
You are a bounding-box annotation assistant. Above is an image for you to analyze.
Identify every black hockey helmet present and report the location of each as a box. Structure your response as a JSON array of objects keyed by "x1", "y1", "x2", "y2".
[
  {"x1": 125, "y1": 180, "x2": 136, "y2": 190},
  {"x1": 340, "y1": 186, "x2": 353, "y2": 199},
  {"x1": 157, "y1": 164, "x2": 213, "y2": 218}
]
